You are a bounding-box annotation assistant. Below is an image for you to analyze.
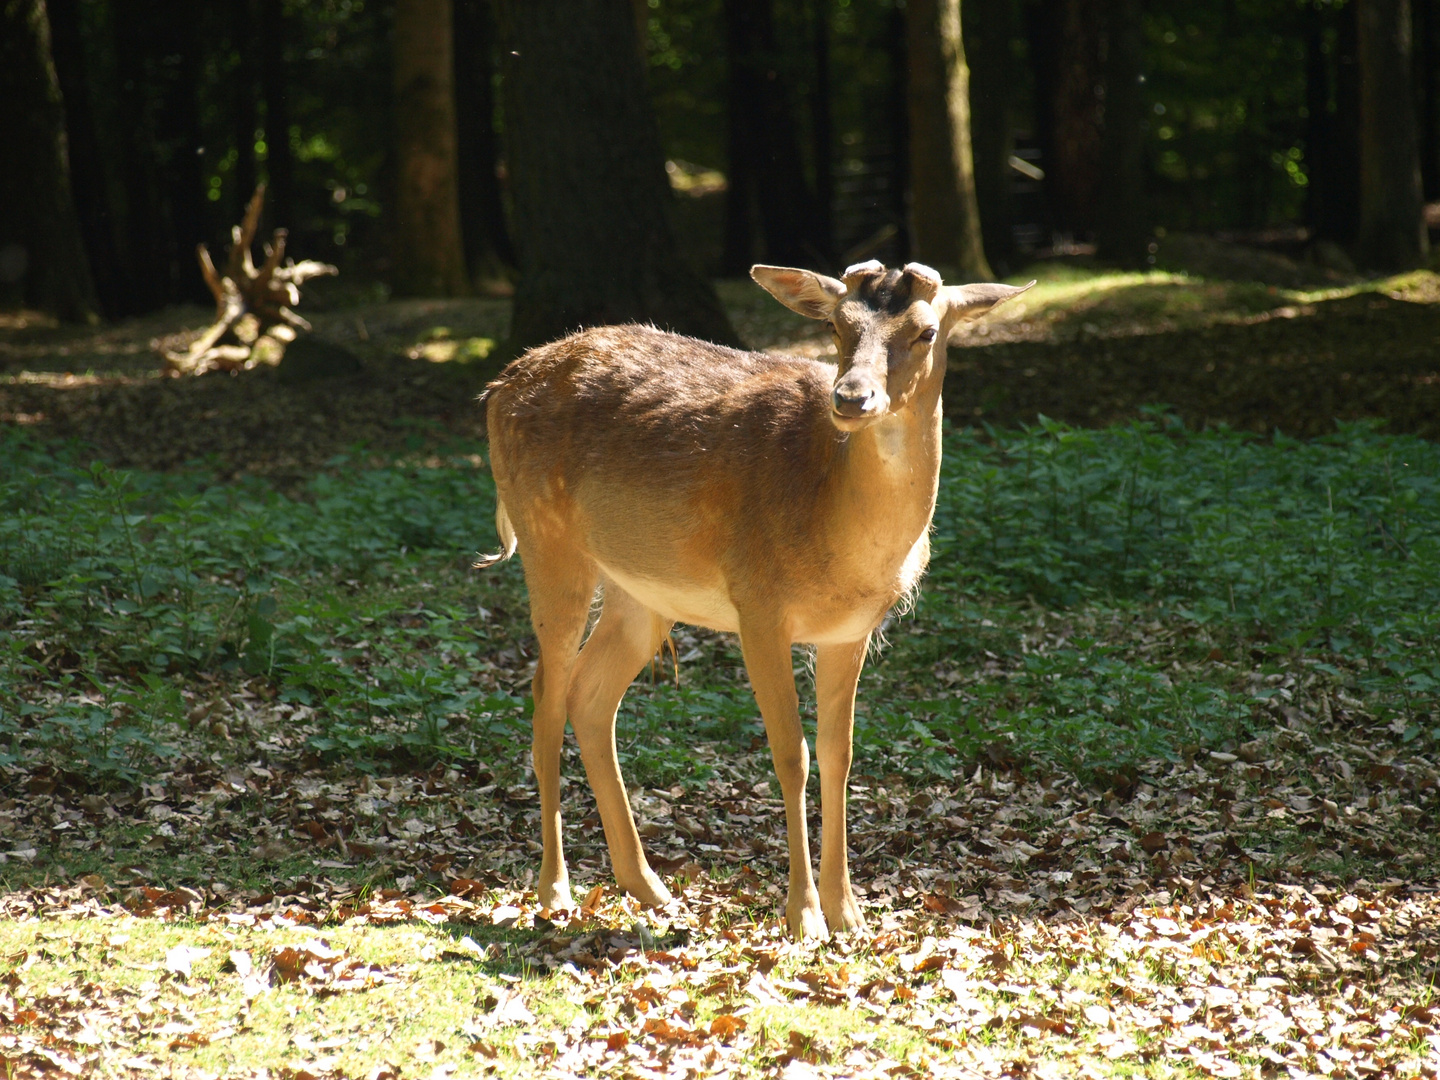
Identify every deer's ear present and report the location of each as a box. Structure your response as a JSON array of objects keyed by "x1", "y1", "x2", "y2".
[
  {"x1": 941, "y1": 280, "x2": 1036, "y2": 322},
  {"x1": 751, "y1": 265, "x2": 847, "y2": 320}
]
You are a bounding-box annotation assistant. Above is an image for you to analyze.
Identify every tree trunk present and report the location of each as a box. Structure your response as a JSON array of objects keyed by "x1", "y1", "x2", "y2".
[
  {"x1": 391, "y1": 0, "x2": 468, "y2": 296},
  {"x1": 721, "y1": 0, "x2": 760, "y2": 275},
  {"x1": 46, "y1": 0, "x2": 121, "y2": 315},
  {"x1": 1414, "y1": 0, "x2": 1439, "y2": 199},
  {"x1": 453, "y1": 0, "x2": 514, "y2": 284},
  {"x1": 1093, "y1": 0, "x2": 1148, "y2": 266},
  {"x1": 721, "y1": 0, "x2": 829, "y2": 273},
  {"x1": 153, "y1": 0, "x2": 207, "y2": 303},
  {"x1": 496, "y1": 0, "x2": 738, "y2": 350},
  {"x1": 888, "y1": 1, "x2": 911, "y2": 261},
  {"x1": 259, "y1": 0, "x2": 293, "y2": 230},
  {"x1": 1357, "y1": 0, "x2": 1428, "y2": 269},
  {"x1": 811, "y1": 0, "x2": 834, "y2": 261},
  {"x1": 232, "y1": 0, "x2": 259, "y2": 226},
  {"x1": 0, "y1": 0, "x2": 98, "y2": 321},
  {"x1": 1025, "y1": 0, "x2": 1061, "y2": 240},
  {"x1": 1033, "y1": 0, "x2": 1105, "y2": 240},
  {"x1": 110, "y1": 0, "x2": 166, "y2": 312},
  {"x1": 1305, "y1": 2, "x2": 1362, "y2": 245},
  {"x1": 964, "y1": 0, "x2": 1017, "y2": 273},
  {"x1": 906, "y1": 0, "x2": 991, "y2": 279}
]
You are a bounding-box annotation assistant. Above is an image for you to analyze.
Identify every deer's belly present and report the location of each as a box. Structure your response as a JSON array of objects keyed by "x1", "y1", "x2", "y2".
[
  {"x1": 600, "y1": 563, "x2": 743, "y2": 633},
  {"x1": 597, "y1": 529, "x2": 929, "y2": 647}
]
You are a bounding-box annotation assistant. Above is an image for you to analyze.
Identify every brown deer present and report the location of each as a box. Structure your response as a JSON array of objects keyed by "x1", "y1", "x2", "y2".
[{"x1": 479, "y1": 261, "x2": 1032, "y2": 938}]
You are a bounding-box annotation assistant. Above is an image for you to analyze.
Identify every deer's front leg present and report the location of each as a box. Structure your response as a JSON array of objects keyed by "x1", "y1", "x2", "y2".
[
  {"x1": 815, "y1": 637, "x2": 869, "y2": 932},
  {"x1": 740, "y1": 620, "x2": 825, "y2": 939}
]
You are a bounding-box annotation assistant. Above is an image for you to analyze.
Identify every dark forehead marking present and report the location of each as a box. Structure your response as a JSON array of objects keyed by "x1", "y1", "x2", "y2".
[{"x1": 851, "y1": 269, "x2": 916, "y2": 316}]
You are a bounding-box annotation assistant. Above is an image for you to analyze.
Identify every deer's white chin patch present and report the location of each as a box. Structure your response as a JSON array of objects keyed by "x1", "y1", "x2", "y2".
[{"x1": 830, "y1": 410, "x2": 882, "y2": 433}]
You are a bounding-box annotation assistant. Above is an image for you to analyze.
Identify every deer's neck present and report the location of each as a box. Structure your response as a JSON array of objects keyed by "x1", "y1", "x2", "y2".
[{"x1": 828, "y1": 359, "x2": 945, "y2": 564}]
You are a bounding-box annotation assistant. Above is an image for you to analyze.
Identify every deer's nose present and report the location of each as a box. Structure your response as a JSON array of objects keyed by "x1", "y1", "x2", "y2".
[{"x1": 832, "y1": 385, "x2": 879, "y2": 417}]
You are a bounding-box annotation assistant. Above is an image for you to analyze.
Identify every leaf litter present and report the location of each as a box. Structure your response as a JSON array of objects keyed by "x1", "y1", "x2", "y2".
[{"x1": 1, "y1": 686, "x2": 1437, "y2": 1079}]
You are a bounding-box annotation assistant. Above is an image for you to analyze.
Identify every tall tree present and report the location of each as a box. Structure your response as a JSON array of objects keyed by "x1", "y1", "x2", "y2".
[
  {"x1": 152, "y1": 5, "x2": 207, "y2": 302},
  {"x1": 887, "y1": 1, "x2": 911, "y2": 261},
  {"x1": 1418, "y1": 0, "x2": 1440, "y2": 199},
  {"x1": 392, "y1": 0, "x2": 468, "y2": 296},
  {"x1": 259, "y1": 0, "x2": 293, "y2": 230},
  {"x1": 231, "y1": 0, "x2": 259, "y2": 226},
  {"x1": 1306, "y1": 2, "x2": 1359, "y2": 243},
  {"x1": 906, "y1": 0, "x2": 991, "y2": 279},
  {"x1": 1357, "y1": 0, "x2": 1428, "y2": 268},
  {"x1": 453, "y1": 0, "x2": 513, "y2": 285},
  {"x1": 46, "y1": 0, "x2": 121, "y2": 315},
  {"x1": 0, "y1": 0, "x2": 98, "y2": 321},
  {"x1": 810, "y1": 0, "x2": 834, "y2": 260},
  {"x1": 964, "y1": 0, "x2": 1018, "y2": 273},
  {"x1": 1030, "y1": 0, "x2": 1104, "y2": 241},
  {"x1": 496, "y1": 0, "x2": 738, "y2": 350},
  {"x1": 1093, "y1": 0, "x2": 1148, "y2": 265},
  {"x1": 721, "y1": 0, "x2": 830, "y2": 274}
]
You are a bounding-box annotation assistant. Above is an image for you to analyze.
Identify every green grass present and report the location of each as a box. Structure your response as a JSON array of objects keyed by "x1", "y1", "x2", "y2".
[{"x1": 2, "y1": 415, "x2": 1438, "y2": 788}]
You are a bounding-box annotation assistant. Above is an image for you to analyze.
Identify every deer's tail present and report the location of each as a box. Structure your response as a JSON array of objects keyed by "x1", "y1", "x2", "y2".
[{"x1": 474, "y1": 496, "x2": 518, "y2": 569}]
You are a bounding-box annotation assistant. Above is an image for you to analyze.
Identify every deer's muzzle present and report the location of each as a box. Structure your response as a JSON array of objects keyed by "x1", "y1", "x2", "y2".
[{"x1": 831, "y1": 370, "x2": 888, "y2": 425}]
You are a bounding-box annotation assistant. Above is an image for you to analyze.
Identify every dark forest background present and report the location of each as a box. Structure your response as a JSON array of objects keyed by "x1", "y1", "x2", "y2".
[{"x1": 2, "y1": 0, "x2": 1437, "y2": 343}]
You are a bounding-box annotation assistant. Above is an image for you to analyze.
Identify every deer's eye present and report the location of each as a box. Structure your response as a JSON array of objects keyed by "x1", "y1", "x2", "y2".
[
  {"x1": 916, "y1": 327, "x2": 938, "y2": 344},
  {"x1": 825, "y1": 321, "x2": 838, "y2": 334}
]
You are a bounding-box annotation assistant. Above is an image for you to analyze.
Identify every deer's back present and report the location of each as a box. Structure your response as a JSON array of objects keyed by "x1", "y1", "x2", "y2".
[
  {"x1": 485, "y1": 324, "x2": 842, "y2": 501},
  {"x1": 484, "y1": 326, "x2": 877, "y2": 629}
]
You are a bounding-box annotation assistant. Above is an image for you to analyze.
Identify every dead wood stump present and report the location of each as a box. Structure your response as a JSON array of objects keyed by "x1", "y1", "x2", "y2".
[{"x1": 163, "y1": 185, "x2": 337, "y2": 376}]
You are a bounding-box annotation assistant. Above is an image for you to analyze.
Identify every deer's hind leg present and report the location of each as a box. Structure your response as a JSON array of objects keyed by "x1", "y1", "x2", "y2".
[
  {"x1": 567, "y1": 581, "x2": 674, "y2": 907},
  {"x1": 520, "y1": 543, "x2": 598, "y2": 913}
]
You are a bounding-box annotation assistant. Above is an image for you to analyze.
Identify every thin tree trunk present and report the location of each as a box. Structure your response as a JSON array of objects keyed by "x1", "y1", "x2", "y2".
[
  {"x1": 811, "y1": 0, "x2": 834, "y2": 261},
  {"x1": 47, "y1": 0, "x2": 120, "y2": 315},
  {"x1": 1025, "y1": 0, "x2": 1062, "y2": 240},
  {"x1": 154, "y1": 0, "x2": 207, "y2": 302},
  {"x1": 721, "y1": 0, "x2": 761, "y2": 274},
  {"x1": 1094, "y1": 0, "x2": 1148, "y2": 265},
  {"x1": 232, "y1": 0, "x2": 259, "y2": 225},
  {"x1": 0, "y1": 0, "x2": 98, "y2": 321},
  {"x1": 1056, "y1": 0, "x2": 1104, "y2": 239},
  {"x1": 1415, "y1": 0, "x2": 1439, "y2": 199},
  {"x1": 888, "y1": 0, "x2": 910, "y2": 261},
  {"x1": 259, "y1": 0, "x2": 293, "y2": 229},
  {"x1": 1357, "y1": 0, "x2": 1428, "y2": 268},
  {"x1": 721, "y1": 0, "x2": 829, "y2": 271},
  {"x1": 964, "y1": 0, "x2": 1017, "y2": 273},
  {"x1": 496, "y1": 0, "x2": 738, "y2": 350},
  {"x1": 453, "y1": 0, "x2": 513, "y2": 283},
  {"x1": 392, "y1": 0, "x2": 468, "y2": 296},
  {"x1": 906, "y1": 0, "x2": 991, "y2": 279}
]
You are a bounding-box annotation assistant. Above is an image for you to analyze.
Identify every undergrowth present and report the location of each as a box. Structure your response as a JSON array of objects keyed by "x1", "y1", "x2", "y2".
[{"x1": 1, "y1": 415, "x2": 1437, "y2": 787}]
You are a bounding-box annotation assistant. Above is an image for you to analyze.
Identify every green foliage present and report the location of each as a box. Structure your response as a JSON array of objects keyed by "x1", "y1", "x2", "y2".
[
  {"x1": 3, "y1": 416, "x2": 1437, "y2": 788},
  {"x1": 937, "y1": 414, "x2": 1439, "y2": 660},
  {"x1": 0, "y1": 429, "x2": 523, "y2": 776},
  {"x1": 858, "y1": 413, "x2": 1440, "y2": 779}
]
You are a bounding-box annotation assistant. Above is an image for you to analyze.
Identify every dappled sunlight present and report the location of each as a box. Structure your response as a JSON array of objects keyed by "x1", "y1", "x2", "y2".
[{"x1": 2, "y1": 741, "x2": 1437, "y2": 1078}]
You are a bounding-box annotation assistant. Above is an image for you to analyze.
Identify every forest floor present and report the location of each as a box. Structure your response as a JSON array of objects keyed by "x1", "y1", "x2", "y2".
[
  {"x1": 2, "y1": 245, "x2": 1439, "y2": 1079},
  {"x1": 2, "y1": 243, "x2": 1439, "y2": 479}
]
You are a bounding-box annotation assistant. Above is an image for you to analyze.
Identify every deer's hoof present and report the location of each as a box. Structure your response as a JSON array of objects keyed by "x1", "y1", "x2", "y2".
[
  {"x1": 540, "y1": 880, "x2": 575, "y2": 913},
  {"x1": 822, "y1": 894, "x2": 866, "y2": 934},
  {"x1": 624, "y1": 871, "x2": 673, "y2": 908},
  {"x1": 788, "y1": 900, "x2": 829, "y2": 941}
]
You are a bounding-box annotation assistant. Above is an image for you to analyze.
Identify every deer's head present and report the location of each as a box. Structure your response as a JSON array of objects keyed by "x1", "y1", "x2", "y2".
[{"x1": 752, "y1": 261, "x2": 1033, "y2": 433}]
